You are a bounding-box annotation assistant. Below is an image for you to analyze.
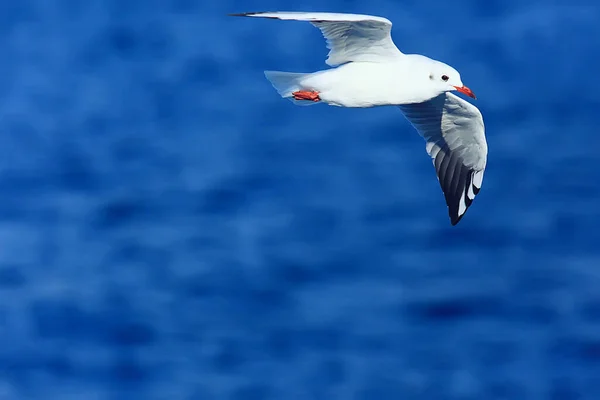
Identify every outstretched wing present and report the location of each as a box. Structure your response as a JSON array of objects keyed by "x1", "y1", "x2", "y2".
[
  {"x1": 230, "y1": 11, "x2": 404, "y2": 66},
  {"x1": 398, "y1": 93, "x2": 488, "y2": 225}
]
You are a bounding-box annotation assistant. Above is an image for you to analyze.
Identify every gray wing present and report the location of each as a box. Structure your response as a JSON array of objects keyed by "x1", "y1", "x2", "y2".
[
  {"x1": 398, "y1": 92, "x2": 487, "y2": 225},
  {"x1": 230, "y1": 11, "x2": 404, "y2": 66}
]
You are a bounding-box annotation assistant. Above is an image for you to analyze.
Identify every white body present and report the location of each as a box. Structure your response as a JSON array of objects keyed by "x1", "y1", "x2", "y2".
[
  {"x1": 233, "y1": 11, "x2": 488, "y2": 225},
  {"x1": 297, "y1": 56, "x2": 449, "y2": 107}
]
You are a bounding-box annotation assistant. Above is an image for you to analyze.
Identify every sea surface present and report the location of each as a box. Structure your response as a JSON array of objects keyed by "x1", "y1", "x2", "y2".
[{"x1": 0, "y1": 0, "x2": 599, "y2": 399}]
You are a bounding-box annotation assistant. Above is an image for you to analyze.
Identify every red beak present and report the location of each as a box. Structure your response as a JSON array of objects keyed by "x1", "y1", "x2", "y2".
[{"x1": 454, "y1": 85, "x2": 476, "y2": 99}]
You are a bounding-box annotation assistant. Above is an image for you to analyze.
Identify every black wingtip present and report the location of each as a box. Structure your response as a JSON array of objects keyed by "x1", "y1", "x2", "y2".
[
  {"x1": 228, "y1": 12, "x2": 266, "y2": 17},
  {"x1": 450, "y1": 213, "x2": 464, "y2": 226}
]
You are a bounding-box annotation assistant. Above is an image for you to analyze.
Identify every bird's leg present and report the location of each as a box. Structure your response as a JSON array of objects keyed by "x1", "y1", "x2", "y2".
[{"x1": 292, "y1": 90, "x2": 320, "y2": 102}]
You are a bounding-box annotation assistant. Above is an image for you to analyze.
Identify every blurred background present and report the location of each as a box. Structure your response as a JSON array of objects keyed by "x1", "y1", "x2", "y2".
[{"x1": 0, "y1": 0, "x2": 599, "y2": 398}]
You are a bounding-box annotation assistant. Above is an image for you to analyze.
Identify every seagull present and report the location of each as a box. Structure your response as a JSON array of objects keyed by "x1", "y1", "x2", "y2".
[{"x1": 231, "y1": 11, "x2": 487, "y2": 225}]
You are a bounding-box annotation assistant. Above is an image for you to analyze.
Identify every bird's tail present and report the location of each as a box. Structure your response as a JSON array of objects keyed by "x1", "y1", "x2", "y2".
[{"x1": 264, "y1": 70, "x2": 318, "y2": 106}]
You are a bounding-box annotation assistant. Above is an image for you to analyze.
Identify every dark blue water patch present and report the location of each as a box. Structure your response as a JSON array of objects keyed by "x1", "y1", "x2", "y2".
[
  {"x1": 93, "y1": 197, "x2": 157, "y2": 230},
  {"x1": 457, "y1": 39, "x2": 520, "y2": 79},
  {"x1": 363, "y1": 118, "x2": 422, "y2": 147},
  {"x1": 469, "y1": 338, "x2": 519, "y2": 368},
  {"x1": 235, "y1": 172, "x2": 289, "y2": 195},
  {"x1": 139, "y1": 22, "x2": 174, "y2": 60},
  {"x1": 1, "y1": 117, "x2": 43, "y2": 155},
  {"x1": 579, "y1": 299, "x2": 600, "y2": 323},
  {"x1": 547, "y1": 213, "x2": 600, "y2": 255},
  {"x1": 470, "y1": 0, "x2": 512, "y2": 18},
  {"x1": 233, "y1": 28, "x2": 293, "y2": 71},
  {"x1": 262, "y1": 327, "x2": 299, "y2": 361},
  {"x1": 105, "y1": 0, "x2": 146, "y2": 22},
  {"x1": 576, "y1": 339, "x2": 600, "y2": 365},
  {"x1": 360, "y1": 200, "x2": 431, "y2": 228},
  {"x1": 184, "y1": 228, "x2": 239, "y2": 263},
  {"x1": 1, "y1": 351, "x2": 72, "y2": 383},
  {"x1": 81, "y1": 114, "x2": 114, "y2": 137},
  {"x1": 169, "y1": 0, "x2": 197, "y2": 13},
  {"x1": 54, "y1": 146, "x2": 99, "y2": 192},
  {"x1": 317, "y1": 249, "x2": 377, "y2": 281},
  {"x1": 548, "y1": 378, "x2": 582, "y2": 400},
  {"x1": 147, "y1": 80, "x2": 185, "y2": 129},
  {"x1": 211, "y1": 338, "x2": 246, "y2": 373},
  {"x1": 197, "y1": 180, "x2": 248, "y2": 215},
  {"x1": 181, "y1": 267, "x2": 296, "y2": 316},
  {"x1": 486, "y1": 105, "x2": 535, "y2": 129},
  {"x1": 108, "y1": 241, "x2": 149, "y2": 263},
  {"x1": 31, "y1": 295, "x2": 158, "y2": 348},
  {"x1": 550, "y1": 214, "x2": 579, "y2": 240},
  {"x1": 0, "y1": 2, "x2": 37, "y2": 35},
  {"x1": 0, "y1": 170, "x2": 53, "y2": 202},
  {"x1": 510, "y1": 264, "x2": 576, "y2": 296},
  {"x1": 298, "y1": 327, "x2": 345, "y2": 352},
  {"x1": 403, "y1": 295, "x2": 506, "y2": 323},
  {"x1": 76, "y1": 33, "x2": 114, "y2": 72},
  {"x1": 89, "y1": 20, "x2": 175, "y2": 66},
  {"x1": 354, "y1": 374, "x2": 411, "y2": 400},
  {"x1": 109, "y1": 356, "x2": 148, "y2": 385},
  {"x1": 543, "y1": 100, "x2": 599, "y2": 128},
  {"x1": 423, "y1": 226, "x2": 518, "y2": 251},
  {"x1": 106, "y1": 244, "x2": 173, "y2": 286},
  {"x1": 0, "y1": 198, "x2": 59, "y2": 235},
  {"x1": 403, "y1": 339, "x2": 463, "y2": 372},
  {"x1": 42, "y1": 353, "x2": 73, "y2": 378},
  {"x1": 110, "y1": 136, "x2": 165, "y2": 166},
  {"x1": 266, "y1": 257, "x2": 329, "y2": 287},
  {"x1": 107, "y1": 25, "x2": 138, "y2": 58},
  {"x1": 350, "y1": 334, "x2": 398, "y2": 354},
  {"x1": 55, "y1": 0, "x2": 88, "y2": 19},
  {"x1": 104, "y1": 321, "x2": 157, "y2": 347},
  {"x1": 262, "y1": 326, "x2": 347, "y2": 357},
  {"x1": 581, "y1": 379, "x2": 600, "y2": 400},
  {"x1": 260, "y1": 246, "x2": 377, "y2": 289},
  {"x1": 284, "y1": 206, "x2": 342, "y2": 245},
  {"x1": 4, "y1": 350, "x2": 163, "y2": 398},
  {"x1": 312, "y1": 357, "x2": 346, "y2": 386},
  {"x1": 539, "y1": 157, "x2": 600, "y2": 200},
  {"x1": 253, "y1": 134, "x2": 352, "y2": 169},
  {"x1": 99, "y1": 307, "x2": 159, "y2": 348},
  {"x1": 246, "y1": 286, "x2": 293, "y2": 313},
  {"x1": 0, "y1": 266, "x2": 26, "y2": 289},
  {"x1": 549, "y1": 335, "x2": 600, "y2": 365},
  {"x1": 31, "y1": 298, "x2": 92, "y2": 340},
  {"x1": 510, "y1": 302, "x2": 560, "y2": 326},
  {"x1": 180, "y1": 55, "x2": 229, "y2": 90},
  {"x1": 485, "y1": 380, "x2": 529, "y2": 400},
  {"x1": 178, "y1": 273, "x2": 219, "y2": 299},
  {"x1": 230, "y1": 383, "x2": 273, "y2": 400}
]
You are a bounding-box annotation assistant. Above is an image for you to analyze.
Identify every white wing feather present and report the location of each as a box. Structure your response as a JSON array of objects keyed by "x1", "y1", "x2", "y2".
[
  {"x1": 399, "y1": 93, "x2": 487, "y2": 225},
  {"x1": 231, "y1": 11, "x2": 404, "y2": 66}
]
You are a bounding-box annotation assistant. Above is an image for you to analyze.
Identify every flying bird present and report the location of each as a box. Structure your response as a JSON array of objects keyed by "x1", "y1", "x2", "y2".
[{"x1": 230, "y1": 11, "x2": 487, "y2": 225}]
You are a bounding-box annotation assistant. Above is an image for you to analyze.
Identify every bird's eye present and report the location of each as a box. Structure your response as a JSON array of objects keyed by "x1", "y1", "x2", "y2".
[{"x1": 441, "y1": 75, "x2": 449, "y2": 82}]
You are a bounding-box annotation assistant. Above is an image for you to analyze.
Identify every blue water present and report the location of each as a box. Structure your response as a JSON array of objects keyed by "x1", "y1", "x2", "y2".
[{"x1": 0, "y1": 0, "x2": 599, "y2": 398}]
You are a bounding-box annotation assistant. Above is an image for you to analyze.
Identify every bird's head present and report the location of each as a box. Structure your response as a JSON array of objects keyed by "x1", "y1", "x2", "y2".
[{"x1": 428, "y1": 62, "x2": 476, "y2": 99}]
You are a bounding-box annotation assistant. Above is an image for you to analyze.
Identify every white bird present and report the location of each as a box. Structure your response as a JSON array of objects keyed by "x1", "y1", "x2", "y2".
[{"x1": 231, "y1": 11, "x2": 487, "y2": 225}]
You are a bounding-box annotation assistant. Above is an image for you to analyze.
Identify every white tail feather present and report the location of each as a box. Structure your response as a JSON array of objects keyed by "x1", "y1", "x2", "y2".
[{"x1": 263, "y1": 71, "x2": 317, "y2": 106}]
